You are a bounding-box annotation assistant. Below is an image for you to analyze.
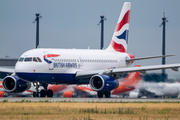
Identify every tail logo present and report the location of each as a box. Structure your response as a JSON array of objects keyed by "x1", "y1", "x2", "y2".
[
  {"x1": 106, "y1": 2, "x2": 131, "y2": 53},
  {"x1": 43, "y1": 54, "x2": 60, "y2": 64},
  {"x1": 115, "y1": 10, "x2": 130, "y2": 32},
  {"x1": 115, "y1": 10, "x2": 130, "y2": 44},
  {"x1": 110, "y1": 40, "x2": 126, "y2": 53},
  {"x1": 116, "y1": 30, "x2": 129, "y2": 43},
  {"x1": 112, "y1": 9, "x2": 130, "y2": 53}
]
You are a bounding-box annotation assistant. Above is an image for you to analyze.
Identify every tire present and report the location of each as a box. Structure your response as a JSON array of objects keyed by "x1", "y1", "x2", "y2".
[
  {"x1": 33, "y1": 92, "x2": 37, "y2": 97},
  {"x1": 97, "y1": 92, "x2": 103, "y2": 98},
  {"x1": 40, "y1": 89, "x2": 46, "y2": 97},
  {"x1": 37, "y1": 92, "x2": 41, "y2": 97},
  {"x1": 47, "y1": 89, "x2": 53, "y2": 97},
  {"x1": 105, "y1": 91, "x2": 111, "y2": 98}
]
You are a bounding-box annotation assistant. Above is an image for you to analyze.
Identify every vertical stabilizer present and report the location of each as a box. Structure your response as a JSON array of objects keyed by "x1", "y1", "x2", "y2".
[{"x1": 106, "y1": 2, "x2": 131, "y2": 52}]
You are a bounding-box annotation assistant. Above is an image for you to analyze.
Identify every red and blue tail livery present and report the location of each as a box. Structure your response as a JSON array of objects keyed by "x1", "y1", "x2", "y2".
[{"x1": 106, "y1": 2, "x2": 131, "y2": 52}]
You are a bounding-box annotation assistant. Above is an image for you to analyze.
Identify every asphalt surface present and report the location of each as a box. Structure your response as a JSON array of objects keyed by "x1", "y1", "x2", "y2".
[{"x1": 0, "y1": 98, "x2": 180, "y2": 102}]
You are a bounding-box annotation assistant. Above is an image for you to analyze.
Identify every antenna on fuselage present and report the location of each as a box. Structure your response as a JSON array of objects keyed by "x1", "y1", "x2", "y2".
[{"x1": 33, "y1": 13, "x2": 42, "y2": 49}]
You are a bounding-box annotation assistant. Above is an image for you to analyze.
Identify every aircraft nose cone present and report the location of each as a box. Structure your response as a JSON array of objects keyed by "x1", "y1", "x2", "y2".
[
  {"x1": 15, "y1": 62, "x2": 36, "y2": 82},
  {"x1": 15, "y1": 62, "x2": 26, "y2": 79}
]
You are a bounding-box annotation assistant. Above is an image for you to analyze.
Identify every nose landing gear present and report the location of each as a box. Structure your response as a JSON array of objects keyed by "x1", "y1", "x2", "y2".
[
  {"x1": 33, "y1": 82, "x2": 53, "y2": 97},
  {"x1": 33, "y1": 82, "x2": 40, "y2": 97}
]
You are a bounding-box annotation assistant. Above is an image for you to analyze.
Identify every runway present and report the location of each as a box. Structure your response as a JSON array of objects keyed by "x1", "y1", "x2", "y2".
[{"x1": 0, "y1": 98, "x2": 180, "y2": 102}]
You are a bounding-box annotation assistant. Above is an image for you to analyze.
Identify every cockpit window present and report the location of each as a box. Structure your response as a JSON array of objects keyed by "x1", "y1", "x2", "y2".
[
  {"x1": 18, "y1": 57, "x2": 24, "y2": 62},
  {"x1": 18, "y1": 57, "x2": 42, "y2": 62},
  {"x1": 24, "y1": 57, "x2": 32, "y2": 62},
  {"x1": 37, "y1": 57, "x2": 42, "y2": 62},
  {"x1": 33, "y1": 57, "x2": 38, "y2": 62}
]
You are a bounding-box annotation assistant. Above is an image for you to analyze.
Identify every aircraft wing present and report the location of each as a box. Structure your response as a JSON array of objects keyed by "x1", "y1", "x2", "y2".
[
  {"x1": 0, "y1": 67, "x2": 15, "y2": 73},
  {"x1": 76, "y1": 63, "x2": 180, "y2": 79}
]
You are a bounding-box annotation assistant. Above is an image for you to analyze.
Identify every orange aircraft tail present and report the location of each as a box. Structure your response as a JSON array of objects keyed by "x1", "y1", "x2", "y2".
[{"x1": 112, "y1": 65, "x2": 141, "y2": 95}]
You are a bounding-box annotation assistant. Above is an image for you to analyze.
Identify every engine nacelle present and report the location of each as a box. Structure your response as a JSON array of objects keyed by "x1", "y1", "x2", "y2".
[
  {"x1": 2, "y1": 75, "x2": 31, "y2": 93},
  {"x1": 63, "y1": 91, "x2": 77, "y2": 98},
  {"x1": 0, "y1": 91, "x2": 8, "y2": 97},
  {"x1": 90, "y1": 74, "x2": 119, "y2": 92}
]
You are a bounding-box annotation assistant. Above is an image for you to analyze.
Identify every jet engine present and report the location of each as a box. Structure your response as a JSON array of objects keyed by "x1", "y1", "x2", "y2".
[
  {"x1": 89, "y1": 74, "x2": 119, "y2": 92},
  {"x1": 2, "y1": 75, "x2": 31, "y2": 93}
]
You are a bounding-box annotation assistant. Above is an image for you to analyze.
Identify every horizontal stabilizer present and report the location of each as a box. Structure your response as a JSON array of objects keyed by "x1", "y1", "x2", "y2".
[{"x1": 126, "y1": 54, "x2": 175, "y2": 62}]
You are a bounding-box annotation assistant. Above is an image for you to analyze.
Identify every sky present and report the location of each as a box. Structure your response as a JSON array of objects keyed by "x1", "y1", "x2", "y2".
[{"x1": 0, "y1": 0, "x2": 180, "y2": 79}]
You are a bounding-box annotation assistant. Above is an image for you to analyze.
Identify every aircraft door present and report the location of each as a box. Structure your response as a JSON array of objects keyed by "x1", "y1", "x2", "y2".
[{"x1": 49, "y1": 58, "x2": 54, "y2": 70}]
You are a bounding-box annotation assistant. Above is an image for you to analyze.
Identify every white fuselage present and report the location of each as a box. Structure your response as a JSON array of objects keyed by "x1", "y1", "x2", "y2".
[{"x1": 15, "y1": 48, "x2": 132, "y2": 84}]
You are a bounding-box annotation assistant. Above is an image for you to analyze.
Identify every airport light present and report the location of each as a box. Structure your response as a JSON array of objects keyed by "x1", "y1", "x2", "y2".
[
  {"x1": 159, "y1": 11, "x2": 168, "y2": 80},
  {"x1": 98, "y1": 15, "x2": 107, "y2": 49},
  {"x1": 33, "y1": 13, "x2": 42, "y2": 49}
]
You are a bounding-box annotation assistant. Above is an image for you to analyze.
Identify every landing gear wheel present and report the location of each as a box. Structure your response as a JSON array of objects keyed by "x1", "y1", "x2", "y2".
[
  {"x1": 37, "y1": 92, "x2": 41, "y2": 97},
  {"x1": 47, "y1": 89, "x2": 53, "y2": 97},
  {"x1": 33, "y1": 82, "x2": 52, "y2": 97},
  {"x1": 33, "y1": 92, "x2": 37, "y2": 97},
  {"x1": 40, "y1": 89, "x2": 46, "y2": 97},
  {"x1": 97, "y1": 92, "x2": 103, "y2": 98},
  {"x1": 105, "y1": 91, "x2": 111, "y2": 98}
]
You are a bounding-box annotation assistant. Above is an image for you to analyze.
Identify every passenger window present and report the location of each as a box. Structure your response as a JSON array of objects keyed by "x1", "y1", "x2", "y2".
[
  {"x1": 18, "y1": 57, "x2": 24, "y2": 62},
  {"x1": 24, "y1": 57, "x2": 32, "y2": 62},
  {"x1": 37, "y1": 57, "x2": 42, "y2": 62},
  {"x1": 33, "y1": 57, "x2": 38, "y2": 62}
]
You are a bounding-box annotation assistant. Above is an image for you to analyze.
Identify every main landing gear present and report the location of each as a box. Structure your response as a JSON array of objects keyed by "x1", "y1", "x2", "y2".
[
  {"x1": 33, "y1": 82, "x2": 53, "y2": 97},
  {"x1": 97, "y1": 91, "x2": 111, "y2": 98}
]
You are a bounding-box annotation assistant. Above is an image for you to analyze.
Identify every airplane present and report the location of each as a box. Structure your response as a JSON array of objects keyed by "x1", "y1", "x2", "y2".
[
  {"x1": 0, "y1": 66, "x2": 141, "y2": 98},
  {"x1": 1, "y1": 2, "x2": 180, "y2": 98}
]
